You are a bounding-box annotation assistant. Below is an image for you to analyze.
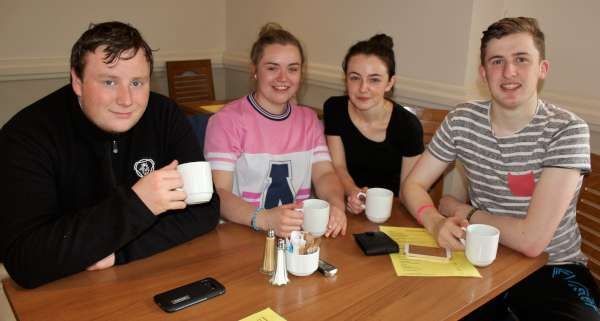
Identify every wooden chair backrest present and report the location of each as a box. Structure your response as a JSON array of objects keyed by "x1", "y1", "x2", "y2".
[
  {"x1": 404, "y1": 106, "x2": 449, "y2": 144},
  {"x1": 404, "y1": 106, "x2": 449, "y2": 205},
  {"x1": 166, "y1": 59, "x2": 215, "y2": 106},
  {"x1": 577, "y1": 153, "x2": 600, "y2": 285}
]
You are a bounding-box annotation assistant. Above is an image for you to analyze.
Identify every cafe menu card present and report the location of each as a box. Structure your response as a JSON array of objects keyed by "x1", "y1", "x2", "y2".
[
  {"x1": 379, "y1": 226, "x2": 481, "y2": 278},
  {"x1": 239, "y1": 307, "x2": 287, "y2": 321}
]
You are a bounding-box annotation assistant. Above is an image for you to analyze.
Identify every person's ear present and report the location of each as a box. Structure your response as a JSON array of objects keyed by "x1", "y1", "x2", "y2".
[
  {"x1": 479, "y1": 64, "x2": 488, "y2": 84},
  {"x1": 251, "y1": 65, "x2": 257, "y2": 80},
  {"x1": 70, "y1": 69, "x2": 83, "y2": 96},
  {"x1": 538, "y1": 59, "x2": 549, "y2": 80},
  {"x1": 385, "y1": 75, "x2": 396, "y2": 92}
]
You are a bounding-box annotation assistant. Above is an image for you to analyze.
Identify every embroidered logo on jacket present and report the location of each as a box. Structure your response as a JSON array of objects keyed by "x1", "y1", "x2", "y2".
[{"x1": 134, "y1": 159, "x2": 155, "y2": 177}]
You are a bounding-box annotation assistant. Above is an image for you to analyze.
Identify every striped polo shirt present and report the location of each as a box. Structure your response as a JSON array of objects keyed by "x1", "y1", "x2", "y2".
[{"x1": 429, "y1": 100, "x2": 590, "y2": 265}]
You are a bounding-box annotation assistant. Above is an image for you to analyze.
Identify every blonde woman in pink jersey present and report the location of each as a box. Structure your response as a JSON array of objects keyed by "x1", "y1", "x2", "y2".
[{"x1": 205, "y1": 23, "x2": 347, "y2": 238}]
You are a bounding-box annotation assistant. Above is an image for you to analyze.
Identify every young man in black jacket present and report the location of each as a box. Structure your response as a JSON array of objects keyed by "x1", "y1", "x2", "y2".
[{"x1": 0, "y1": 21, "x2": 220, "y2": 288}]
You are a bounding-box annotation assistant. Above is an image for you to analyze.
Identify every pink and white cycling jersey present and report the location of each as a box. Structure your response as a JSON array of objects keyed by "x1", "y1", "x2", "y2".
[{"x1": 204, "y1": 95, "x2": 331, "y2": 208}]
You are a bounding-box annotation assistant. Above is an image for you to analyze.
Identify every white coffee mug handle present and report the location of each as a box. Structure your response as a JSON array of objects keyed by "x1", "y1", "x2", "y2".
[
  {"x1": 459, "y1": 227, "x2": 467, "y2": 246},
  {"x1": 356, "y1": 192, "x2": 367, "y2": 209}
]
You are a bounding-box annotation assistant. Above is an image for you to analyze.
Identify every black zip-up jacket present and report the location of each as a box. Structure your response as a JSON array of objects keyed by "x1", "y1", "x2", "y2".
[{"x1": 0, "y1": 85, "x2": 220, "y2": 288}]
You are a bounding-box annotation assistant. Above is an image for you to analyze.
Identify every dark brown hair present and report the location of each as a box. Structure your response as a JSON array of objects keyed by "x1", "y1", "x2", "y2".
[
  {"x1": 342, "y1": 34, "x2": 396, "y2": 79},
  {"x1": 250, "y1": 22, "x2": 305, "y2": 66},
  {"x1": 70, "y1": 21, "x2": 154, "y2": 79},
  {"x1": 480, "y1": 17, "x2": 545, "y2": 65}
]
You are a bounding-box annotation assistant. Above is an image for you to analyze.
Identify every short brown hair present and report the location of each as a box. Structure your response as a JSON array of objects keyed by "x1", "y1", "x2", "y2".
[
  {"x1": 70, "y1": 21, "x2": 154, "y2": 80},
  {"x1": 250, "y1": 22, "x2": 305, "y2": 66},
  {"x1": 480, "y1": 17, "x2": 545, "y2": 65}
]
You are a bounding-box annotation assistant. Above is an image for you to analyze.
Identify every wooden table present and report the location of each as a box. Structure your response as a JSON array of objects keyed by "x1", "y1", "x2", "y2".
[{"x1": 2, "y1": 202, "x2": 546, "y2": 321}]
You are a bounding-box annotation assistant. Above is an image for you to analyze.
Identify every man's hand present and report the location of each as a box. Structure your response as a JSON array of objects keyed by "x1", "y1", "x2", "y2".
[
  {"x1": 432, "y1": 216, "x2": 468, "y2": 250},
  {"x1": 132, "y1": 160, "x2": 187, "y2": 215},
  {"x1": 86, "y1": 253, "x2": 115, "y2": 271},
  {"x1": 346, "y1": 187, "x2": 368, "y2": 214},
  {"x1": 325, "y1": 203, "x2": 347, "y2": 238}
]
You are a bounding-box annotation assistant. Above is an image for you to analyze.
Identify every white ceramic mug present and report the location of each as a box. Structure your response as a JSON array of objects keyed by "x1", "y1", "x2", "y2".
[
  {"x1": 297, "y1": 199, "x2": 330, "y2": 237},
  {"x1": 286, "y1": 248, "x2": 320, "y2": 276},
  {"x1": 177, "y1": 161, "x2": 214, "y2": 205},
  {"x1": 357, "y1": 188, "x2": 393, "y2": 223},
  {"x1": 462, "y1": 224, "x2": 500, "y2": 267}
]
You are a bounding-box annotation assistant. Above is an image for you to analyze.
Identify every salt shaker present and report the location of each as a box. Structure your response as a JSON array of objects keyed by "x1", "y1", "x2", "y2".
[
  {"x1": 260, "y1": 230, "x2": 276, "y2": 275},
  {"x1": 270, "y1": 239, "x2": 289, "y2": 286}
]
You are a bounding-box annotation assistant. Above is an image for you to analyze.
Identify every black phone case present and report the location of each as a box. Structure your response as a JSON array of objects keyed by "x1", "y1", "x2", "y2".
[
  {"x1": 353, "y1": 231, "x2": 399, "y2": 256},
  {"x1": 154, "y1": 277, "x2": 225, "y2": 313}
]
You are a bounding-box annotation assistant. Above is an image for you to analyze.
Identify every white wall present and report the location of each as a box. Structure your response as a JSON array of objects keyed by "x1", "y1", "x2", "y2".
[
  {"x1": 0, "y1": 0, "x2": 227, "y2": 124},
  {"x1": 1, "y1": 0, "x2": 599, "y2": 152},
  {"x1": 224, "y1": 0, "x2": 474, "y2": 109},
  {"x1": 223, "y1": 0, "x2": 600, "y2": 151}
]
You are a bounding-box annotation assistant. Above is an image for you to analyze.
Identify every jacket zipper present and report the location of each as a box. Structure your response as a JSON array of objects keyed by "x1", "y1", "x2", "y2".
[{"x1": 112, "y1": 140, "x2": 118, "y2": 154}]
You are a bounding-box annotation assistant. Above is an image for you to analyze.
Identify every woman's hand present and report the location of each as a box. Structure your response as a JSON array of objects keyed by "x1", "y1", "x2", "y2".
[
  {"x1": 261, "y1": 203, "x2": 304, "y2": 238},
  {"x1": 325, "y1": 204, "x2": 347, "y2": 238},
  {"x1": 346, "y1": 187, "x2": 368, "y2": 214}
]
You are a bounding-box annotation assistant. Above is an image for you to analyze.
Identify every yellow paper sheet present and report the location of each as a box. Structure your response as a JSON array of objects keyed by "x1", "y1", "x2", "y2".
[
  {"x1": 239, "y1": 307, "x2": 287, "y2": 321},
  {"x1": 379, "y1": 226, "x2": 481, "y2": 278}
]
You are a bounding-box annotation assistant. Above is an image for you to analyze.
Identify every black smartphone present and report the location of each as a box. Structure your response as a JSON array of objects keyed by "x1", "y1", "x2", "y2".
[{"x1": 154, "y1": 277, "x2": 225, "y2": 313}]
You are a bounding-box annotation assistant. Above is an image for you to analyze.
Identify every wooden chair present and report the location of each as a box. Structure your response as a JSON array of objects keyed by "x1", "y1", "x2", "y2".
[
  {"x1": 577, "y1": 153, "x2": 600, "y2": 285},
  {"x1": 166, "y1": 59, "x2": 215, "y2": 107},
  {"x1": 404, "y1": 106, "x2": 449, "y2": 205}
]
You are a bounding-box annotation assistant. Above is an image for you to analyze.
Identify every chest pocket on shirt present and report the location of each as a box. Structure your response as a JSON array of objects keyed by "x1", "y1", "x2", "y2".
[{"x1": 507, "y1": 171, "x2": 536, "y2": 197}]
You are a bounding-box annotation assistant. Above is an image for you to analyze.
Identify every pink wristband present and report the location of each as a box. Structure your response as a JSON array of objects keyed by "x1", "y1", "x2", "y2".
[{"x1": 415, "y1": 204, "x2": 434, "y2": 225}]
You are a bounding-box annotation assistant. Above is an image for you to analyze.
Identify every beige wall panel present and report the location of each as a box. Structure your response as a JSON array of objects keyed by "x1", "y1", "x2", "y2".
[{"x1": 0, "y1": 0, "x2": 226, "y2": 125}]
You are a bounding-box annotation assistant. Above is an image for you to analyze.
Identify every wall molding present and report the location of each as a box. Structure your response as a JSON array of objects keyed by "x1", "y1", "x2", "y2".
[
  {"x1": 222, "y1": 50, "x2": 466, "y2": 110},
  {"x1": 540, "y1": 91, "x2": 600, "y2": 129},
  {"x1": 0, "y1": 49, "x2": 224, "y2": 82},
  {"x1": 3, "y1": 48, "x2": 598, "y2": 132}
]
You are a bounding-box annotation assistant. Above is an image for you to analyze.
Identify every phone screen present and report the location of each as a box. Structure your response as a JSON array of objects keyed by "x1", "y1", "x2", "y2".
[
  {"x1": 404, "y1": 244, "x2": 451, "y2": 261},
  {"x1": 154, "y1": 277, "x2": 225, "y2": 313}
]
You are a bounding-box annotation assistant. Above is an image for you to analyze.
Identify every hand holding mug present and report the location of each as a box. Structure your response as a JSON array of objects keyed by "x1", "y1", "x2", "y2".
[
  {"x1": 432, "y1": 216, "x2": 468, "y2": 250},
  {"x1": 132, "y1": 160, "x2": 187, "y2": 215},
  {"x1": 346, "y1": 187, "x2": 368, "y2": 214},
  {"x1": 263, "y1": 204, "x2": 303, "y2": 238}
]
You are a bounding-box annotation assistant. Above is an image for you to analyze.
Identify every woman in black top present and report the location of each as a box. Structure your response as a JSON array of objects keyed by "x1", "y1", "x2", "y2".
[{"x1": 324, "y1": 34, "x2": 424, "y2": 214}]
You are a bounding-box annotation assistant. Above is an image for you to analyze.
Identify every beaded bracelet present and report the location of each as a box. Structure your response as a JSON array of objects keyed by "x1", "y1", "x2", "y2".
[{"x1": 250, "y1": 207, "x2": 265, "y2": 231}]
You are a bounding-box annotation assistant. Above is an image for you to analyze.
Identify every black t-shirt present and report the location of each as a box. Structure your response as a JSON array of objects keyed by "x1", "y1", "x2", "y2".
[{"x1": 323, "y1": 95, "x2": 424, "y2": 195}]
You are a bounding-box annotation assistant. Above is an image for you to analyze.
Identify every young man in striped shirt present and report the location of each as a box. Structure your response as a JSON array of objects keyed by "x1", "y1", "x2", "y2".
[{"x1": 402, "y1": 17, "x2": 600, "y2": 320}]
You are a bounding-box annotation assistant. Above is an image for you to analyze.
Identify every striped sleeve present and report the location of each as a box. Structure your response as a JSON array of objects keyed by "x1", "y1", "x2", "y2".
[
  {"x1": 428, "y1": 109, "x2": 457, "y2": 163},
  {"x1": 309, "y1": 111, "x2": 332, "y2": 164},
  {"x1": 544, "y1": 115, "x2": 590, "y2": 173}
]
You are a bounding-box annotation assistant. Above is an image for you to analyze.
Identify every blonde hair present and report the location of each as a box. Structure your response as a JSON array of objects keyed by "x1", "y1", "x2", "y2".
[{"x1": 250, "y1": 22, "x2": 305, "y2": 66}]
